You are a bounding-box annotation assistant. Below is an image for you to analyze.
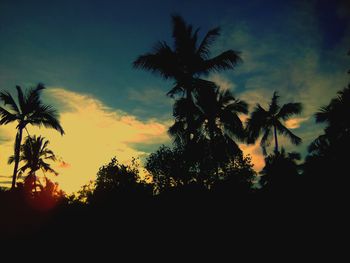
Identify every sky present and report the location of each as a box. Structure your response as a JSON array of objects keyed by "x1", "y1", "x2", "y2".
[{"x1": 0, "y1": 0, "x2": 349, "y2": 193}]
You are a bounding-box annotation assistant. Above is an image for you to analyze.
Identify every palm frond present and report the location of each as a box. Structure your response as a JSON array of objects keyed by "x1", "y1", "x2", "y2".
[
  {"x1": 167, "y1": 83, "x2": 185, "y2": 98},
  {"x1": 133, "y1": 41, "x2": 179, "y2": 79},
  {"x1": 0, "y1": 106, "x2": 18, "y2": 124},
  {"x1": 29, "y1": 104, "x2": 64, "y2": 135},
  {"x1": 276, "y1": 121, "x2": 302, "y2": 145},
  {"x1": 197, "y1": 27, "x2": 220, "y2": 58},
  {"x1": 260, "y1": 128, "x2": 272, "y2": 156},
  {"x1": 202, "y1": 50, "x2": 241, "y2": 73},
  {"x1": 245, "y1": 104, "x2": 269, "y2": 143},
  {"x1": 277, "y1": 102, "x2": 302, "y2": 120},
  {"x1": 226, "y1": 99, "x2": 249, "y2": 115},
  {"x1": 24, "y1": 83, "x2": 45, "y2": 114},
  {"x1": 315, "y1": 105, "x2": 331, "y2": 123},
  {"x1": 8, "y1": 155, "x2": 15, "y2": 165},
  {"x1": 0, "y1": 91, "x2": 20, "y2": 114}
]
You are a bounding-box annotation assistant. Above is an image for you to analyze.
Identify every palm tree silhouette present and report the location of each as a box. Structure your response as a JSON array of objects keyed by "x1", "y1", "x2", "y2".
[
  {"x1": 134, "y1": 15, "x2": 241, "y2": 142},
  {"x1": 8, "y1": 135, "x2": 58, "y2": 193},
  {"x1": 194, "y1": 86, "x2": 248, "y2": 143},
  {"x1": 195, "y1": 86, "x2": 248, "y2": 176},
  {"x1": 246, "y1": 91, "x2": 302, "y2": 155},
  {"x1": 315, "y1": 86, "x2": 350, "y2": 138},
  {"x1": 0, "y1": 84, "x2": 64, "y2": 189}
]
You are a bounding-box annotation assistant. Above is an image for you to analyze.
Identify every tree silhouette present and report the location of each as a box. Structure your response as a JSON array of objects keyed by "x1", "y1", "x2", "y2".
[
  {"x1": 246, "y1": 91, "x2": 302, "y2": 155},
  {"x1": 8, "y1": 135, "x2": 58, "y2": 194},
  {"x1": 88, "y1": 157, "x2": 152, "y2": 205},
  {"x1": 304, "y1": 86, "x2": 350, "y2": 193},
  {"x1": 192, "y1": 86, "x2": 248, "y2": 176},
  {"x1": 0, "y1": 84, "x2": 64, "y2": 189},
  {"x1": 315, "y1": 86, "x2": 350, "y2": 140},
  {"x1": 134, "y1": 15, "x2": 241, "y2": 143},
  {"x1": 260, "y1": 148, "x2": 301, "y2": 193}
]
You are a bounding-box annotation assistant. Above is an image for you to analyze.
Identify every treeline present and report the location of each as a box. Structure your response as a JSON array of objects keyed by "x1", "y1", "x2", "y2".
[{"x1": 0, "y1": 15, "x2": 349, "y2": 240}]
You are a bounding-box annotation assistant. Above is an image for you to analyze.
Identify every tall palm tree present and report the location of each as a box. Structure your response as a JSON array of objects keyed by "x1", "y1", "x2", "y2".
[
  {"x1": 134, "y1": 15, "x2": 241, "y2": 142},
  {"x1": 246, "y1": 91, "x2": 302, "y2": 155},
  {"x1": 0, "y1": 84, "x2": 64, "y2": 189},
  {"x1": 8, "y1": 135, "x2": 58, "y2": 193}
]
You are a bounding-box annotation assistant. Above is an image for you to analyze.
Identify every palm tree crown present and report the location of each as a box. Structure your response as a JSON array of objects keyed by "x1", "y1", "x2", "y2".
[
  {"x1": 8, "y1": 135, "x2": 58, "y2": 193},
  {"x1": 134, "y1": 15, "x2": 241, "y2": 144},
  {"x1": 246, "y1": 91, "x2": 302, "y2": 155},
  {"x1": 133, "y1": 15, "x2": 241, "y2": 97},
  {"x1": 9, "y1": 135, "x2": 58, "y2": 176},
  {"x1": 0, "y1": 84, "x2": 64, "y2": 188}
]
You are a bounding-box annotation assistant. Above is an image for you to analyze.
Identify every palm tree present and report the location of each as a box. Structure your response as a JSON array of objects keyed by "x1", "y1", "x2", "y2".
[
  {"x1": 0, "y1": 84, "x2": 64, "y2": 189},
  {"x1": 246, "y1": 91, "x2": 302, "y2": 155},
  {"x1": 315, "y1": 86, "x2": 350, "y2": 138},
  {"x1": 134, "y1": 15, "x2": 241, "y2": 142},
  {"x1": 194, "y1": 86, "x2": 248, "y2": 144},
  {"x1": 169, "y1": 85, "x2": 248, "y2": 177},
  {"x1": 195, "y1": 86, "x2": 248, "y2": 177},
  {"x1": 8, "y1": 135, "x2": 58, "y2": 193}
]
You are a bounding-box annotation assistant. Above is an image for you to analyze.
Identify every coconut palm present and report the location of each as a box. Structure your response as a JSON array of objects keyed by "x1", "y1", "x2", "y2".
[
  {"x1": 246, "y1": 91, "x2": 302, "y2": 155},
  {"x1": 0, "y1": 84, "x2": 64, "y2": 189},
  {"x1": 315, "y1": 86, "x2": 350, "y2": 138},
  {"x1": 194, "y1": 86, "x2": 248, "y2": 144},
  {"x1": 195, "y1": 86, "x2": 248, "y2": 176},
  {"x1": 8, "y1": 135, "x2": 58, "y2": 193},
  {"x1": 134, "y1": 15, "x2": 241, "y2": 142}
]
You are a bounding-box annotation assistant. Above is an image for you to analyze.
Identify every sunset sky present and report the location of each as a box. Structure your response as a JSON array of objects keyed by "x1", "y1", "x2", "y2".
[{"x1": 0, "y1": 0, "x2": 349, "y2": 193}]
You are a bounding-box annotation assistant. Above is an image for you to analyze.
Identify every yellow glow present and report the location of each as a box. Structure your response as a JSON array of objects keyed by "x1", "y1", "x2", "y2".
[
  {"x1": 239, "y1": 143, "x2": 265, "y2": 172},
  {"x1": 0, "y1": 88, "x2": 170, "y2": 194},
  {"x1": 285, "y1": 117, "x2": 309, "y2": 129}
]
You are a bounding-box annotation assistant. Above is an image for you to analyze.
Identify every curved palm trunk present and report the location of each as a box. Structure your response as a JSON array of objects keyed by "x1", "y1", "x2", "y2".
[
  {"x1": 273, "y1": 125, "x2": 279, "y2": 154},
  {"x1": 11, "y1": 127, "x2": 23, "y2": 189}
]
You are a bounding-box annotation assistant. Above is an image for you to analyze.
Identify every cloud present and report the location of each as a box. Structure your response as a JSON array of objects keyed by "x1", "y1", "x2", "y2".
[
  {"x1": 208, "y1": 74, "x2": 235, "y2": 91},
  {"x1": 0, "y1": 88, "x2": 170, "y2": 194},
  {"x1": 285, "y1": 117, "x2": 309, "y2": 129},
  {"x1": 208, "y1": 2, "x2": 349, "y2": 166},
  {"x1": 128, "y1": 87, "x2": 171, "y2": 106}
]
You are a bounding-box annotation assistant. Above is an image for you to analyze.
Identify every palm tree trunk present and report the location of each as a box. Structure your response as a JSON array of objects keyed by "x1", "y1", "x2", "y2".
[
  {"x1": 11, "y1": 127, "x2": 23, "y2": 189},
  {"x1": 273, "y1": 125, "x2": 279, "y2": 154},
  {"x1": 186, "y1": 88, "x2": 192, "y2": 143},
  {"x1": 209, "y1": 123, "x2": 219, "y2": 179}
]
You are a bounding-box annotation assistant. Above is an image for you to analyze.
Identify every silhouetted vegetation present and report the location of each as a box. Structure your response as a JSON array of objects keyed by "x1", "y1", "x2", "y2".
[
  {"x1": 0, "y1": 15, "x2": 348, "y2": 243},
  {"x1": 303, "y1": 85, "x2": 350, "y2": 194},
  {"x1": 0, "y1": 84, "x2": 64, "y2": 189},
  {"x1": 246, "y1": 91, "x2": 302, "y2": 155}
]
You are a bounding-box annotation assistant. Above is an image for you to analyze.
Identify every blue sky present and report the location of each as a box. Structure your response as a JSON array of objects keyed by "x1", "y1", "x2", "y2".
[{"x1": 0, "y1": 0, "x2": 349, "y2": 192}]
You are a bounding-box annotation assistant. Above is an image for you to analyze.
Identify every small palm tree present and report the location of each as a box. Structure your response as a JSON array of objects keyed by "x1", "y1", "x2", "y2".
[
  {"x1": 8, "y1": 135, "x2": 58, "y2": 193},
  {"x1": 0, "y1": 84, "x2": 64, "y2": 189},
  {"x1": 246, "y1": 91, "x2": 302, "y2": 155},
  {"x1": 134, "y1": 15, "x2": 241, "y2": 142}
]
